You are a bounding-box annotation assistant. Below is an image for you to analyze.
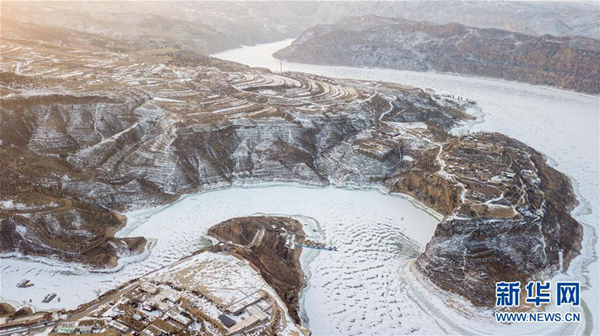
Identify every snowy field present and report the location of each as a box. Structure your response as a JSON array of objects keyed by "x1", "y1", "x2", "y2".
[{"x1": 215, "y1": 41, "x2": 600, "y2": 335}]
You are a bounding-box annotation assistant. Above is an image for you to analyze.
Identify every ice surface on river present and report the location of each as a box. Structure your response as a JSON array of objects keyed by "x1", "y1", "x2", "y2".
[
  {"x1": 214, "y1": 40, "x2": 600, "y2": 335},
  {"x1": 0, "y1": 187, "x2": 438, "y2": 320}
]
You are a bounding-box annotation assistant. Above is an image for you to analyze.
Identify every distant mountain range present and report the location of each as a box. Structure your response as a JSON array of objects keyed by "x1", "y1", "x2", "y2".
[
  {"x1": 274, "y1": 15, "x2": 600, "y2": 94},
  {"x1": 2, "y1": 1, "x2": 599, "y2": 56}
]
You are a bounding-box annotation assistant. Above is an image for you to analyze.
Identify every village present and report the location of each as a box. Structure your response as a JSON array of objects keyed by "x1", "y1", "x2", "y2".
[
  {"x1": 51, "y1": 281, "x2": 274, "y2": 335},
  {"x1": 1, "y1": 214, "x2": 339, "y2": 336},
  {"x1": 0, "y1": 249, "x2": 310, "y2": 336}
]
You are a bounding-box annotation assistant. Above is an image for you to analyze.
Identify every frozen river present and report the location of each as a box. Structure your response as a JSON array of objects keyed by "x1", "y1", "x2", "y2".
[
  {"x1": 1, "y1": 186, "x2": 446, "y2": 334},
  {"x1": 0, "y1": 40, "x2": 597, "y2": 335},
  {"x1": 214, "y1": 39, "x2": 600, "y2": 335}
]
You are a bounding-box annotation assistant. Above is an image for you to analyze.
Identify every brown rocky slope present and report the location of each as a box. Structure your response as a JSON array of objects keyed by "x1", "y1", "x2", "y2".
[{"x1": 208, "y1": 216, "x2": 305, "y2": 323}]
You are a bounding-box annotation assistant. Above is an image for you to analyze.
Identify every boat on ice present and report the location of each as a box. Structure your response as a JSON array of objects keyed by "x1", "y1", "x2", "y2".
[
  {"x1": 17, "y1": 279, "x2": 34, "y2": 288},
  {"x1": 42, "y1": 293, "x2": 57, "y2": 303}
]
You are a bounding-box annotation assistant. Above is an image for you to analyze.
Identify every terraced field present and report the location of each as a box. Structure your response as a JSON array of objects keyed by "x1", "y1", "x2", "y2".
[{"x1": 0, "y1": 36, "x2": 423, "y2": 266}]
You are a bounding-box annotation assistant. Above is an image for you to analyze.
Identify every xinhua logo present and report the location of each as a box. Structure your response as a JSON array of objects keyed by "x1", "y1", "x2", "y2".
[{"x1": 494, "y1": 281, "x2": 581, "y2": 323}]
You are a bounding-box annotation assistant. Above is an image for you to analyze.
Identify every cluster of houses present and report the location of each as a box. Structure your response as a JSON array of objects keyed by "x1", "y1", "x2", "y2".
[
  {"x1": 51, "y1": 280, "x2": 277, "y2": 335},
  {"x1": 218, "y1": 290, "x2": 272, "y2": 334}
]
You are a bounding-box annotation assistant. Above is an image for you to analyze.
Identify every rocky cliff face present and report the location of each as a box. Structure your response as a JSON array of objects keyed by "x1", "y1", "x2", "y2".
[
  {"x1": 274, "y1": 15, "x2": 600, "y2": 94},
  {"x1": 0, "y1": 25, "x2": 582, "y2": 307},
  {"x1": 404, "y1": 133, "x2": 582, "y2": 306}
]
